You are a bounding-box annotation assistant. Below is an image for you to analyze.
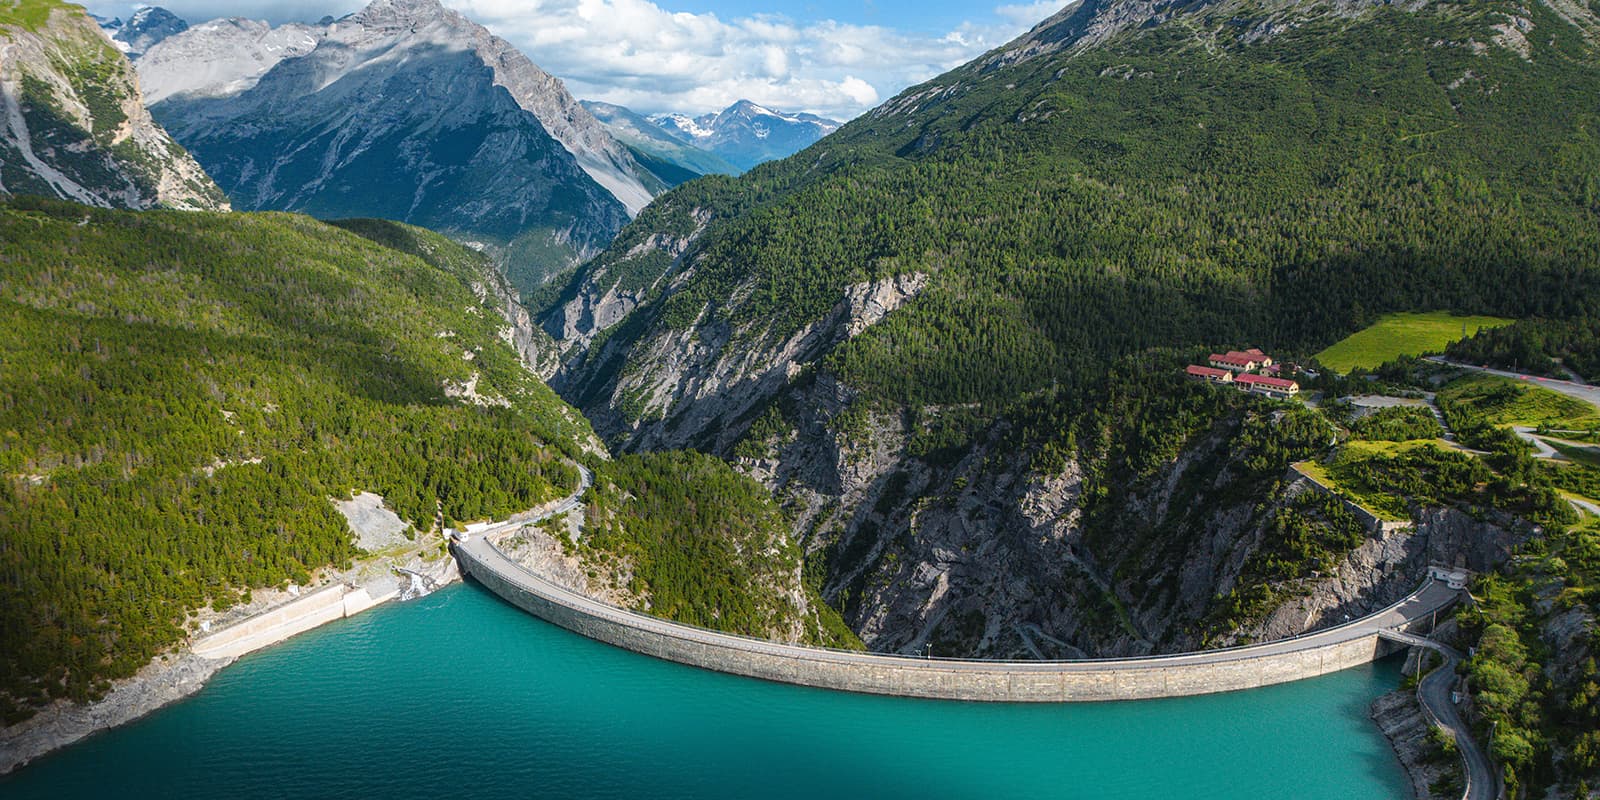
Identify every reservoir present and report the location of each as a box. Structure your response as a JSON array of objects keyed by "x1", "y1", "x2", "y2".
[{"x1": 1, "y1": 583, "x2": 1410, "y2": 798}]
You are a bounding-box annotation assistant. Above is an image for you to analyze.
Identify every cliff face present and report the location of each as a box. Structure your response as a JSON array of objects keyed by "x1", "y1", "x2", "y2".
[
  {"x1": 535, "y1": 0, "x2": 1595, "y2": 659},
  {"x1": 548, "y1": 251, "x2": 1524, "y2": 658},
  {"x1": 140, "y1": 0, "x2": 659, "y2": 286},
  {"x1": 0, "y1": 4, "x2": 227, "y2": 211}
]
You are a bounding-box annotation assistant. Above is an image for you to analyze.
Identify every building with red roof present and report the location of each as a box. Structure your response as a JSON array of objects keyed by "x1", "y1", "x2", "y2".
[
  {"x1": 1236, "y1": 373, "x2": 1300, "y2": 398},
  {"x1": 1186, "y1": 365, "x2": 1234, "y2": 383},
  {"x1": 1208, "y1": 348, "x2": 1275, "y2": 372}
]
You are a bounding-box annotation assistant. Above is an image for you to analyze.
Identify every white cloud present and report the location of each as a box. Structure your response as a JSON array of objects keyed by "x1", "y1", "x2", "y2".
[
  {"x1": 91, "y1": 0, "x2": 1074, "y2": 119},
  {"x1": 995, "y1": 0, "x2": 1072, "y2": 28},
  {"x1": 446, "y1": 0, "x2": 1068, "y2": 119}
]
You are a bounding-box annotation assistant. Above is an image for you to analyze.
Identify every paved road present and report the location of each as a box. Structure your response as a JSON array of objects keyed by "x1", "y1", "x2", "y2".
[
  {"x1": 1405, "y1": 636, "x2": 1498, "y2": 800},
  {"x1": 1425, "y1": 357, "x2": 1600, "y2": 411},
  {"x1": 1511, "y1": 426, "x2": 1561, "y2": 459}
]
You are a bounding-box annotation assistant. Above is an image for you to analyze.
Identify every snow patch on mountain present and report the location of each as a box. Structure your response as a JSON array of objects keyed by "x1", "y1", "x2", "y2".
[{"x1": 647, "y1": 100, "x2": 841, "y2": 171}]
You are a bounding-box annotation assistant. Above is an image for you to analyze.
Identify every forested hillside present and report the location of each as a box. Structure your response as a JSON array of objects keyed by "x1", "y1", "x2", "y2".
[
  {"x1": 0, "y1": 199, "x2": 597, "y2": 722},
  {"x1": 530, "y1": 0, "x2": 1600, "y2": 757},
  {"x1": 552, "y1": 0, "x2": 1600, "y2": 418},
  {"x1": 0, "y1": 196, "x2": 857, "y2": 725}
]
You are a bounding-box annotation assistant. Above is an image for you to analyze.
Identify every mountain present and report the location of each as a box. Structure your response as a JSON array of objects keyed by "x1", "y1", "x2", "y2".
[
  {"x1": 132, "y1": 17, "x2": 322, "y2": 103},
  {"x1": 582, "y1": 100, "x2": 739, "y2": 186},
  {"x1": 540, "y1": 0, "x2": 1600, "y2": 705},
  {"x1": 536, "y1": 0, "x2": 1600, "y2": 790},
  {"x1": 137, "y1": 0, "x2": 662, "y2": 288},
  {"x1": 95, "y1": 6, "x2": 187, "y2": 58},
  {"x1": 0, "y1": 194, "x2": 849, "y2": 727},
  {"x1": 0, "y1": 0, "x2": 227, "y2": 211},
  {"x1": 651, "y1": 100, "x2": 841, "y2": 171}
]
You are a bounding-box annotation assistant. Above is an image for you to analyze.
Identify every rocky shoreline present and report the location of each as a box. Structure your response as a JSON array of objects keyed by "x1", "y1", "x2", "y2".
[
  {"x1": 1370, "y1": 651, "x2": 1466, "y2": 800},
  {"x1": 0, "y1": 540, "x2": 461, "y2": 776}
]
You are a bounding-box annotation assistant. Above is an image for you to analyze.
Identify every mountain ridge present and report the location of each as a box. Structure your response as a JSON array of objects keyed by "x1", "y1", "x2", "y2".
[
  {"x1": 0, "y1": 0, "x2": 227, "y2": 211},
  {"x1": 649, "y1": 99, "x2": 841, "y2": 171},
  {"x1": 581, "y1": 99, "x2": 740, "y2": 185},
  {"x1": 138, "y1": 0, "x2": 661, "y2": 286}
]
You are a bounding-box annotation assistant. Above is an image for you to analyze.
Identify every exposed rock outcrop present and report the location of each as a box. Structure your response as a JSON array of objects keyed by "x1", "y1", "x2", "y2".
[
  {"x1": 140, "y1": 0, "x2": 659, "y2": 284},
  {"x1": 1372, "y1": 685, "x2": 1465, "y2": 800},
  {"x1": 0, "y1": 4, "x2": 227, "y2": 210}
]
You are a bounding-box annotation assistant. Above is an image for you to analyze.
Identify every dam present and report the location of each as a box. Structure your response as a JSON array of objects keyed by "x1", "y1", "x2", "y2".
[{"x1": 453, "y1": 526, "x2": 1463, "y2": 702}]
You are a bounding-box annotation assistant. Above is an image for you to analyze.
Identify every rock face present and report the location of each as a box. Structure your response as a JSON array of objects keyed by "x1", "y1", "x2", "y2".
[
  {"x1": 139, "y1": 0, "x2": 661, "y2": 283},
  {"x1": 0, "y1": 4, "x2": 228, "y2": 210},
  {"x1": 651, "y1": 100, "x2": 840, "y2": 172},
  {"x1": 97, "y1": 6, "x2": 188, "y2": 58},
  {"x1": 1371, "y1": 685, "x2": 1465, "y2": 800},
  {"x1": 134, "y1": 17, "x2": 322, "y2": 105}
]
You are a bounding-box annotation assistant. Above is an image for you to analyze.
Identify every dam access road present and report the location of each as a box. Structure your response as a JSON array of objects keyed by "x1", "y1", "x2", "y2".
[{"x1": 452, "y1": 474, "x2": 1464, "y2": 702}]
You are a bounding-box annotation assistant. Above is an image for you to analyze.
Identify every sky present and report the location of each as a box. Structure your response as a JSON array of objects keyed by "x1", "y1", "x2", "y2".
[{"x1": 87, "y1": 0, "x2": 1073, "y2": 120}]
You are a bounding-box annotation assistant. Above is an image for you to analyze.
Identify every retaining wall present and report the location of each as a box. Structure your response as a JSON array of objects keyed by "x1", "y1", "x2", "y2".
[
  {"x1": 192, "y1": 582, "x2": 397, "y2": 660},
  {"x1": 1291, "y1": 465, "x2": 1414, "y2": 535},
  {"x1": 456, "y1": 540, "x2": 1413, "y2": 703}
]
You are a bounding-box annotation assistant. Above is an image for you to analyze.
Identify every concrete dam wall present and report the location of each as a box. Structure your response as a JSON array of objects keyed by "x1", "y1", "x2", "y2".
[
  {"x1": 191, "y1": 582, "x2": 394, "y2": 661},
  {"x1": 455, "y1": 535, "x2": 1456, "y2": 703}
]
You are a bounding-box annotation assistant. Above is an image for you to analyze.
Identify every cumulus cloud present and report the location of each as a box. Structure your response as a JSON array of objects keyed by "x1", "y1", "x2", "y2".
[
  {"x1": 453, "y1": 0, "x2": 1074, "y2": 118},
  {"x1": 92, "y1": 0, "x2": 1074, "y2": 119}
]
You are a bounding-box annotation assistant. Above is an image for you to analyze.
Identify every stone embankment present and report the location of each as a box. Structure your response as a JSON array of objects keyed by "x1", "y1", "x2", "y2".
[
  {"x1": 455, "y1": 530, "x2": 1463, "y2": 702},
  {"x1": 0, "y1": 535, "x2": 460, "y2": 775},
  {"x1": 189, "y1": 582, "x2": 395, "y2": 660}
]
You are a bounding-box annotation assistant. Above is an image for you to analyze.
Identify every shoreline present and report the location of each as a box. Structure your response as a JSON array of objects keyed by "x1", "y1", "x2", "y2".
[
  {"x1": 0, "y1": 537, "x2": 462, "y2": 776},
  {"x1": 0, "y1": 480, "x2": 587, "y2": 777}
]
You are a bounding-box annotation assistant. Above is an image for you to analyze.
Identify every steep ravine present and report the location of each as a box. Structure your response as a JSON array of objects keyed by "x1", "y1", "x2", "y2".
[{"x1": 545, "y1": 266, "x2": 1524, "y2": 659}]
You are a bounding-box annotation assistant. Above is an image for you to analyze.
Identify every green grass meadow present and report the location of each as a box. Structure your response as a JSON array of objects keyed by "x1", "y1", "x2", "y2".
[{"x1": 1315, "y1": 311, "x2": 1512, "y2": 373}]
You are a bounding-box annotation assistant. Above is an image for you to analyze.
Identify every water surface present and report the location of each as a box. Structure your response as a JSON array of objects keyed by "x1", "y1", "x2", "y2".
[{"x1": 2, "y1": 583, "x2": 1409, "y2": 798}]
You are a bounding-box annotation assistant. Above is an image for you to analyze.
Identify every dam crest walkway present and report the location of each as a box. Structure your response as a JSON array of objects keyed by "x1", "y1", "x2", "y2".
[{"x1": 453, "y1": 475, "x2": 1463, "y2": 702}]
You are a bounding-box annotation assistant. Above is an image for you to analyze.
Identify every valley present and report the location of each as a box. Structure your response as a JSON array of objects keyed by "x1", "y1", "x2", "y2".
[{"x1": 4, "y1": 0, "x2": 1600, "y2": 796}]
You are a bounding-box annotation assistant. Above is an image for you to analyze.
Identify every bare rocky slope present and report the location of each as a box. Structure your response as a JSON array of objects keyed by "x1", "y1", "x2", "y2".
[
  {"x1": 532, "y1": 0, "x2": 1600, "y2": 660},
  {"x1": 0, "y1": 1, "x2": 227, "y2": 211},
  {"x1": 138, "y1": 0, "x2": 661, "y2": 289}
]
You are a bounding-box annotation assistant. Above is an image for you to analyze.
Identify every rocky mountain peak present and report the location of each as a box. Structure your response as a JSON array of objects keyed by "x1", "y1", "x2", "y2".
[
  {"x1": 346, "y1": 0, "x2": 458, "y2": 32},
  {"x1": 0, "y1": 3, "x2": 227, "y2": 210},
  {"x1": 97, "y1": 5, "x2": 189, "y2": 57},
  {"x1": 648, "y1": 100, "x2": 840, "y2": 171}
]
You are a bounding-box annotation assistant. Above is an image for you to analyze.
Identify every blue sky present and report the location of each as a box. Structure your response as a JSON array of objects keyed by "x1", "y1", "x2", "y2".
[{"x1": 90, "y1": 0, "x2": 1071, "y2": 119}]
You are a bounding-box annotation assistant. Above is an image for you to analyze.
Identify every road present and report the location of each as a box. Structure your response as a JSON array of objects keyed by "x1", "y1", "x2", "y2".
[
  {"x1": 1425, "y1": 357, "x2": 1600, "y2": 410},
  {"x1": 462, "y1": 463, "x2": 592, "y2": 539},
  {"x1": 1409, "y1": 638, "x2": 1498, "y2": 800}
]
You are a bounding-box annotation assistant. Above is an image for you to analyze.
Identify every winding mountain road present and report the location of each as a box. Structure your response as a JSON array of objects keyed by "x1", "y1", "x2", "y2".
[{"x1": 1385, "y1": 631, "x2": 1497, "y2": 800}]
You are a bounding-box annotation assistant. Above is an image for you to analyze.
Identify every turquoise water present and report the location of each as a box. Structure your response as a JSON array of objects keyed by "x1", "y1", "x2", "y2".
[{"x1": 2, "y1": 583, "x2": 1409, "y2": 799}]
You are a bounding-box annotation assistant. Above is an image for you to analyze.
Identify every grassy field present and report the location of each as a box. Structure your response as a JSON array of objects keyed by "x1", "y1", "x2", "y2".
[
  {"x1": 1292, "y1": 456, "x2": 1411, "y2": 522},
  {"x1": 1342, "y1": 438, "x2": 1458, "y2": 458},
  {"x1": 1314, "y1": 311, "x2": 1513, "y2": 373},
  {"x1": 1438, "y1": 374, "x2": 1600, "y2": 430}
]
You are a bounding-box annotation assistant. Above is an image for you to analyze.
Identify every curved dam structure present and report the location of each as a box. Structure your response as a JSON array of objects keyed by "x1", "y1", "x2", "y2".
[{"x1": 454, "y1": 529, "x2": 1463, "y2": 703}]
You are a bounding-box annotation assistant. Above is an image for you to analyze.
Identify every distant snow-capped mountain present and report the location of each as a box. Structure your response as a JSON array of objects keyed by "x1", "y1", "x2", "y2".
[
  {"x1": 651, "y1": 100, "x2": 841, "y2": 171},
  {"x1": 137, "y1": 0, "x2": 663, "y2": 288},
  {"x1": 94, "y1": 6, "x2": 189, "y2": 58},
  {"x1": 581, "y1": 100, "x2": 739, "y2": 186}
]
